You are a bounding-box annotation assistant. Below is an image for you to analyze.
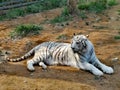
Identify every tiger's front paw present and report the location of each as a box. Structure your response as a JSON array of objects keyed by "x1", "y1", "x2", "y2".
[
  {"x1": 102, "y1": 66, "x2": 114, "y2": 74},
  {"x1": 93, "y1": 70, "x2": 103, "y2": 76}
]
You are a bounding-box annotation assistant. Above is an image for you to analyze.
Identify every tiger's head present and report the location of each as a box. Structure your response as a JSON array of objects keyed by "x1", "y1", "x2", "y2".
[{"x1": 71, "y1": 33, "x2": 89, "y2": 54}]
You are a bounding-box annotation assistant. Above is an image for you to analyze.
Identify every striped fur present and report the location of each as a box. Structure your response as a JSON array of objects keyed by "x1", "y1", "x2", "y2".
[{"x1": 8, "y1": 34, "x2": 114, "y2": 76}]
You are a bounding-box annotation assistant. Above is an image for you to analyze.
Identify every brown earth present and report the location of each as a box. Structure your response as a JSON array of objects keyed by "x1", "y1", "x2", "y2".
[{"x1": 0, "y1": 2, "x2": 120, "y2": 90}]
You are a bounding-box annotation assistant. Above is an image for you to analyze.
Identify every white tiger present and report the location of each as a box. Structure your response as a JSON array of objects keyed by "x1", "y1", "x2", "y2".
[{"x1": 7, "y1": 34, "x2": 114, "y2": 76}]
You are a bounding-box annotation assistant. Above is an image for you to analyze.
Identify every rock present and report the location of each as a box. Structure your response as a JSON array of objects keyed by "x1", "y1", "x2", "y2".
[
  {"x1": 0, "y1": 50, "x2": 9, "y2": 63},
  {"x1": 0, "y1": 62, "x2": 3, "y2": 64},
  {"x1": 23, "y1": 80, "x2": 27, "y2": 83},
  {"x1": 30, "y1": 73, "x2": 34, "y2": 76},
  {"x1": 95, "y1": 17, "x2": 101, "y2": 22},
  {"x1": 61, "y1": 23, "x2": 64, "y2": 26},
  {"x1": 85, "y1": 22, "x2": 89, "y2": 26},
  {"x1": 110, "y1": 17, "x2": 118, "y2": 21},
  {"x1": 111, "y1": 57, "x2": 119, "y2": 63},
  {"x1": 65, "y1": 22, "x2": 69, "y2": 26},
  {"x1": 54, "y1": 24, "x2": 63, "y2": 30}
]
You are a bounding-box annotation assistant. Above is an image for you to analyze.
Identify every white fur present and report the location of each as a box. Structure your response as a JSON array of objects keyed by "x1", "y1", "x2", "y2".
[
  {"x1": 27, "y1": 60, "x2": 35, "y2": 71},
  {"x1": 39, "y1": 62, "x2": 47, "y2": 69},
  {"x1": 80, "y1": 62, "x2": 104, "y2": 76},
  {"x1": 95, "y1": 60, "x2": 114, "y2": 74}
]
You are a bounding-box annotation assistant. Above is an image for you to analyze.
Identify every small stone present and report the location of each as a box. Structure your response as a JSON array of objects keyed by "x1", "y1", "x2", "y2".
[
  {"x1": 61, "y1": 23, "x2": 64, "y2": 26},
  {"x1": 54, "y1": 25, "x2": 63, "y2": 30},
  {"x1": 24, "y1": 80, "x2": 27, "y2": 83},
  {"x1": 110, "y1": 17, "x2": 116, "y2": 21},
  {"x1": 95, "y1": 17, "x2": 101, "y2": 22},
  {"x1": 65, "y1": 22, "x2": 69, "y2": 25},
  {"x1": 30, "y1": 73, "x2": 34, "y2": 76},
  {"x1": 85, "y1": 22, "x2": 89, "y2": 26},
  {"x1": 111, "y1": 57, "x2": 119, "y2": 62}
]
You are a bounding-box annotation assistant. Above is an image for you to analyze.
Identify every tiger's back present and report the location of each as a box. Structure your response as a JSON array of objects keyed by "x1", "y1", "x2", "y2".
[{"x1": 32, "y1": 41, "x2": 72, "y2": 65}]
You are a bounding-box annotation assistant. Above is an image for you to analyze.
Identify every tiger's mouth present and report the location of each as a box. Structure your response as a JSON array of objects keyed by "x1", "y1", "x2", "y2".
[{"x1": 72, "y1": 48, "x2": 79, "y2": 53}]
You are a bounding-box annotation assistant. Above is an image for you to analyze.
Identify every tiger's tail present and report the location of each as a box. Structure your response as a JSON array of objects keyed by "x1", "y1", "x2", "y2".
[{"x1": 7, "y1": 48, "x2": 35, "y2": 62}]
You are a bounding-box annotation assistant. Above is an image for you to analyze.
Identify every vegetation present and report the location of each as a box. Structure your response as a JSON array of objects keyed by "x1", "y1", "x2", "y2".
[
  {"x1": 0, "y1": 0, "x2": 67, "y2": 21},
  {"x1": 51, "y1": 0, "x2": 117, "y2": 24},
  {"x1": 10, "y1": 24, "x2": 43, "y2": 39},
  {"x1": 114, "y1": 35, "x2": 120, "y2": 40},
  {"x1": 50, "y1": 7, "x2": 72, "y2": 23},
  {"x1": 78, "y1": 0, "x2": 117, "y2": 13},
  {"x1": 0, "y1": 0, "x2": 8, "y2": 2},
  {"x1": 108, "y1": 0, "x2": 117, "y2": 6},
  {"x1": 79, "y1": 11, "x2": 88, "y2": 19},
  {"x1": 118, "y1": 10, "x2": 120, "y2": 15},
  {"x1": 0, "y1": 0, "x2": 117, "y2": 22}
]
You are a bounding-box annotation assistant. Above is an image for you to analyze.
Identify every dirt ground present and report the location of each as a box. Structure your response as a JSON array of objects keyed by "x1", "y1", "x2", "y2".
[{"x1": 0, "y1": 2, "x2": 120, "y2": 90}]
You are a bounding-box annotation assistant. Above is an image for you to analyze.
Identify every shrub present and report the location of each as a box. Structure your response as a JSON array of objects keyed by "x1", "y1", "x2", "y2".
[
  {"x1": 10, "y1": 24, "x2": 43, "y2": 39},
  {"x1": 108, "y1": 0, "x2": 117, "y2": 6},
  {"x1": 41, "y1": 0, "x2": 67, "y2": 9},
  {"x1": 0, "y1": 0, "x2": 67, "y2": 21},
  {"x1": 114, "y1": 35, "x2": 120, "y2": 40},
  {"x1": 118, "y1": 10, "x2": 120, "y2": 15},
  {"x1": 50, "y1": 7, "x2": 72, "y2": 23},
  {"x1": 77, "y1": 3, "x2": 89, "y2": 10},
  {"x1": 25, "y1": 5, "x2": 40, "y2": 13},
  {"x1": 61, "y1": 6, "x2": 70, "y2": 16},
  {"x1": 78, "y1": 0, "x2": 117, "y2": 13},
  {"x1": 79, "y1": 11, "x2": 87, "y2": 19}
]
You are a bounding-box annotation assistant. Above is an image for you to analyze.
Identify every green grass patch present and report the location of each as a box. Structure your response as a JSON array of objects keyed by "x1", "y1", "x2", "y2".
[
  {"x1": 10, "y1": 24, "x2": 43, "y2": 39},
  {"x1": 108, "y1": 0, "x2": 117, "y2": 6},
  {"x1": 79, "y1": 11, "x2": 87, "y2": 19},
  {"x1": 78, "y1": 0, "x2": 117, "y2": 13},
  {"x1": 117, "y1": 10, "x2": 120, "y2": 15},
  {"x1": 0, "y1": 0, "x2": 67, "y2": 21},
  {"x1": 0, "y1": 0, "x2": 9, "y2": 2},
  {"x1": 50, "y1": 7, "x2": 72, "y2": 23},
  {"x1": 114, "y1": 35, "x2": 120, "y2": 40}
]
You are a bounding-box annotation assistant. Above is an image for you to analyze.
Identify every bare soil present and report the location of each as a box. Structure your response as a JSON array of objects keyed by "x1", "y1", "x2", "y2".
[{"x1": 0, "y1": 2, "x2": 120, "y2": 90}]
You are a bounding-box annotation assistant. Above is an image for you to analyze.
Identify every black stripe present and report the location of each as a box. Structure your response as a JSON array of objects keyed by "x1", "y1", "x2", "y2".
[
  {"x1": 74, "y1": 54, "x2": 80, "y2": 67},
  {"x1": 45, "y1": 42, "x2": 51, "y2": 60},
  {"x1": 38, "y1": 56, "x2": 41, "y2": 62},
  {"x1": 61, "y1": 46, "x2": 67, "y2": 63},
  {"x1": 66, "y1": 48, "x2": 68, "y2": 64},
  {"x1": 54, "y1": 46, "x2": 62, "y2": 61},
  {"x1": 90, "y1": 47, "x2": 93, "y2": 56},
  {"x1": 51, "y1": 43, "x2": 62, "y2": 54}
]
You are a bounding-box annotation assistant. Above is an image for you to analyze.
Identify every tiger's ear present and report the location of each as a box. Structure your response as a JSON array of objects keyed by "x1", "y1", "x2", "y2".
[
  {"x1": 73, "y1": 33, "x2": 76, "y2": 36},
  {"x1": 86, "y1": 35, "x2": 89, "y2": 38}
]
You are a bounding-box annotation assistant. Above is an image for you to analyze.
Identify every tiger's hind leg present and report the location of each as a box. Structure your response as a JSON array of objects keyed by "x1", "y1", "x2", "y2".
[
  {"x1": 27, "y1": 53, "x2": 43, "y2": 71},
  {"x1": 27, "y1": 50, "x2": 49, "y2": 71},
  {"x1": 39, "y1": 62, "x2": 47, "y2": 70},
  {"x1": 27, "y1": 60, "x2": 35, "y2": 71}
]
